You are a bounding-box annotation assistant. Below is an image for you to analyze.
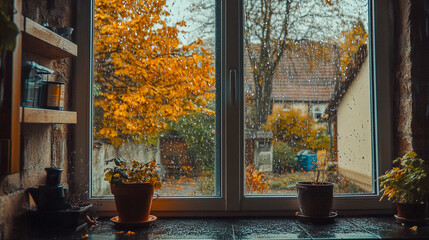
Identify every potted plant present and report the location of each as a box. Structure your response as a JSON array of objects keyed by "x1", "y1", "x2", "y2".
[
  {"x1": 0, "y1": 1, "x2": 18, "y2": 63},
  {"x1": 0, "y1": 1, "x2": 19, "y2": 107},
  {"x1": 377, "y1": 151, "x2": 429, "y2": 221},
  {"x1": 296, "y1": 169, "x2": 334, "y2": 219},
  {"x1": 104, "y1": 158, "x2": 162, "y2": 223}
]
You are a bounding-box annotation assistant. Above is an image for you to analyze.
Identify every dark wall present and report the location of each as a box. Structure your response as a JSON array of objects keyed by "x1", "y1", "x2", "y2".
[
  {"x1": 0, "y1": 1, "x2": 75, "y2": 239},
  {"x1": 394, "y1": 0, "x2": 429, "y2": 161},
  {"x1": 409, "y1": 1, "x2": 429, "y2": 161}
]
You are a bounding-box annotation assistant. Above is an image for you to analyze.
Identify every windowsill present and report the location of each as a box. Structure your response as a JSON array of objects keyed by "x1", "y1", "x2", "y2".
[{"x1": 16, "y1": 215, "x2": 429, "y2": 239}]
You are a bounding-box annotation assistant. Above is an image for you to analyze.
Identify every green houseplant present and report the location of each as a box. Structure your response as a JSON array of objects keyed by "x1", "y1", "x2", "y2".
[
  {"x1": 0, "y1": 1, "x2": 19, "y2": 108},
  {"x1": 377, "y1": 151, "x2": 429, "y2": 220},
  {"x1": 105, "y1": 158, "x2": 162, "y2": 223}
]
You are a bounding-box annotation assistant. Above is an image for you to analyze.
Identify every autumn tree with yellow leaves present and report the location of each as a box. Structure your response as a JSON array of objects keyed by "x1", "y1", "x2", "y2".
[
  {"x1": 337, "y1": 20, "x2": 368, "y2": 82},
  {"x1": 93, "y1": 0, "x2": 215, "y2": 146},
  {"x1": 265, "y1": 108, "x2": 330, "y2": 152},
  {"x1": 244, "y1": 0, "x2": 348, "y2": 131},
  {"x1": 186, "y1": 0, "x2": 365, "y2": 132}
]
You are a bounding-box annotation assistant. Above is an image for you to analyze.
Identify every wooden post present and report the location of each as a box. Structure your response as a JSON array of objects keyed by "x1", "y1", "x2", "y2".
[{"x1": 9, "y1": 0, "x2": 22, "y2": 173}]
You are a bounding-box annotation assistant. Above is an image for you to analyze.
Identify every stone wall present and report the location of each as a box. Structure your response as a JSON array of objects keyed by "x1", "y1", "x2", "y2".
[
  {"x1": 0, "y1": 0, "x2": 75, "y2": 239},
  {"x1": 394, "y1": 1, "x2": 414, "y2": 157},
  {"x1": 394, "y1": 1, "x2": 429, "y2": 160},
  {"x1": 408, "y1": 1, "x2": 429, "y2": 161},
  {"x1": 91, "y1": 142, "x2": 158, "y2": 196}
]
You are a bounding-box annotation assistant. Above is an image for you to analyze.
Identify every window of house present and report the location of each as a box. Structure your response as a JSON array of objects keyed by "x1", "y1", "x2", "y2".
[
  {"x1": 312, "y1": 107, "x2": 323, "y2": 121},
  {"x1": 74, "y1": 0, "x2": 394, "y2": 214}
]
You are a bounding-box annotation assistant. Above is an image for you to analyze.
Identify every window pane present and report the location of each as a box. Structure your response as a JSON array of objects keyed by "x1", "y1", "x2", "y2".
[
  {"x1": 243, "y1": 0, "x2": 371, "y2": 195},
  {"x1": 92, "y1": 0, "x2": 217, "y2": 197}
]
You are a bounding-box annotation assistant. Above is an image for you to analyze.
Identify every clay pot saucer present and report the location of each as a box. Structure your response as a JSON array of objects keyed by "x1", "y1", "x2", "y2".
[
  {"x1": 296, "y1": 211, "x2": 337, "y2": 224},
  {"x1": 111, "y1": 215, "x2": 157, "y2": 228},
  {"x1": 394, "y1": 215, "x2": 428, "y2": 226}
]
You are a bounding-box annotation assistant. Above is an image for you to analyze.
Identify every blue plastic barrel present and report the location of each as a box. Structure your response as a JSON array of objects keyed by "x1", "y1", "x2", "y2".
[{"x1": 297, "y1": 153, "x2": 318, "y2": 171}]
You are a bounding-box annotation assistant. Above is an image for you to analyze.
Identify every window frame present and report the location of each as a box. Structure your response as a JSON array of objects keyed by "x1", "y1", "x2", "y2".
[{"x1": 73, "y1": 0, "x2": 394, "y2": 216}]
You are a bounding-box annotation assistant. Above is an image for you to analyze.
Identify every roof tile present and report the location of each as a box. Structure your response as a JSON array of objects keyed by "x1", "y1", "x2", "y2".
[{"x1": 244, "y1": 42, "x2": 339, "y2": 102}]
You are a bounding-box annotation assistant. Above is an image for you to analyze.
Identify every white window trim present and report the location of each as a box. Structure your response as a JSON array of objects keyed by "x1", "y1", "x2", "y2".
[{"x1": 73, "y1": 0, "x2": 394, "y2": 216}]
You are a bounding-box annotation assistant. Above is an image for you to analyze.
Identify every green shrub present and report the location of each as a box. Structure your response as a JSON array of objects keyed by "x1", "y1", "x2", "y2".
[
  {"x1": 269, "y1": 181, "x2": 284, "y2": 190},
  {"x1": 198, "y1": 173, "x2": 215, "y2": 195},
  {"x1": 272, "y1": 141, "x2": 297, "y2": 173},
  {"x1": 168, "y1": 102, "x2": 216, "y2": 174}
]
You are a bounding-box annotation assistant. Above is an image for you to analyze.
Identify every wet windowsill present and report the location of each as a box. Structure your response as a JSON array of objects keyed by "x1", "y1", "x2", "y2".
[{"x1": 18, "y1": 215, "x2": 429, "y2": 239}]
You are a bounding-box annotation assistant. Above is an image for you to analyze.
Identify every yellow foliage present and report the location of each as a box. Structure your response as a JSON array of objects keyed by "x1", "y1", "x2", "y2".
[
  {"x1": 181, "y1": 165, "x2": 193, "y2": 178},
  {"x1": 265, "y1": 108, "x2": 328, "y2": 152},
  {"x1": 338, "y1": 21, "x2": 368, "y2": 82},
  {"x1": 104, "y1": 159, "x2": 163, "y2": 190},
  {"x1": 126, "y1": 231, "x2": 135, "y2": 235},
  {"x1": 94, "y1": 0, "x2": 215, "y2": 146},
  {"x1": 245, "y1": 163, "x2": 269, "y2": 193}
]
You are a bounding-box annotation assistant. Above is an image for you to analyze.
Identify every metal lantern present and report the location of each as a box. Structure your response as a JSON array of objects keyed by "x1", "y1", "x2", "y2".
[{"x1": 22, "y1": 61, "x2": 53, "y2": 108}]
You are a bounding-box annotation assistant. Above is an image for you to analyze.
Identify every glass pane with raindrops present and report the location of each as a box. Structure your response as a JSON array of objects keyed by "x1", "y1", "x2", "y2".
[
  {"x1": 243, "y1": 0, "x2": 373, "y2": 195},
  {"x1": 92, "y1": 0, "x2": 218, "y2": 197}
]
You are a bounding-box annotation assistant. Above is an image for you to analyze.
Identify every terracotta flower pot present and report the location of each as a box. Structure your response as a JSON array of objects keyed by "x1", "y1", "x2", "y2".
[
  {"x1": 110, "y1": 183, "x2": 154, "y2": 222},
  {"x1": 396, "y1": 202, "x2": 426, "y2": 220},
  {"x1": 296, "y1": 181, "x2": 334, "y2": 217}
]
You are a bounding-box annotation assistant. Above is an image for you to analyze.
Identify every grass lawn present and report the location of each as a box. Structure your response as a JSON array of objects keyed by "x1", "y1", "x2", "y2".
[
  {"x1": 158, "y1": 169, "x2": 368, "y2": 196},
  {"x1": 262, "y1": 170, "x2": 368, "y2": 195}
]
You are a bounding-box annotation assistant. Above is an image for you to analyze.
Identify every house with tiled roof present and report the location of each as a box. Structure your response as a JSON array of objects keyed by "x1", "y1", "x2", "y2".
[
  {"x1": 244, "y1": 42, "x2": 340, "y2": 122},
  {"x1": 243, "y1": 42, "x2": 340, "y2": 172}
]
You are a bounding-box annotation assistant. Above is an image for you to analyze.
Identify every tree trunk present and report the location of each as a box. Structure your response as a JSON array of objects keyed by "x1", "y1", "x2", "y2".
[{"x1": 252, "y1": 73, "x2": 274, "y2": 131}]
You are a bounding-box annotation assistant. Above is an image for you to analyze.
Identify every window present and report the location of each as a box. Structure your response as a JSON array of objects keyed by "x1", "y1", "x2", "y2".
[
  {"x1": 312, "y1": 106, "x2": 323, "y2": 121},
  {"x1": 74, "y1": 0, "x2": 394, "y2": 214},
  {"x1": 244, "y1": 0, "x2": 380, "y2": 195},
  {"x1": 91, "y1": 0, "x2": 219, "y2": 198}
]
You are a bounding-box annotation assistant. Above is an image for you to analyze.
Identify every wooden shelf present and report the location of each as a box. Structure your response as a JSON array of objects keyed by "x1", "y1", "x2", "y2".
[
  {"x1": 20, "y1": 107, "x2": 77, "y2": 124},
  {"x1": 22, "y1": 17, "x2": 78, "y2": 59}
]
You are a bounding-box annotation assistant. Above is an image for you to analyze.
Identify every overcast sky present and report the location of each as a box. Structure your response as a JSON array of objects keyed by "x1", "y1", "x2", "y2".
[{"x1": 164, "y1": 0, "x2": 368, "y2": 45}]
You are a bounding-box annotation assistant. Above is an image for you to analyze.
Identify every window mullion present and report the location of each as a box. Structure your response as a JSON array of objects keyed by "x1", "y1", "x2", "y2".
[{"x1": 224, "y1": 0, "x2": 243, "y2": 211}]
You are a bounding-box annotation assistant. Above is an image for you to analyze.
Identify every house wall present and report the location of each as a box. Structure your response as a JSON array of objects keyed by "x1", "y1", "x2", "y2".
[
  {"x1": 0, "y1": 1, "x2": 75, "y2": 239},
  {"x1": 336, "y1": 58, "x2": 372, "y2": 191},
  {"x1": 272, "y1": 102, "x2": 328, "y2": 121},
  {"x1": 272, "y1": 102, "x2": 309, "y2": 114}
]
